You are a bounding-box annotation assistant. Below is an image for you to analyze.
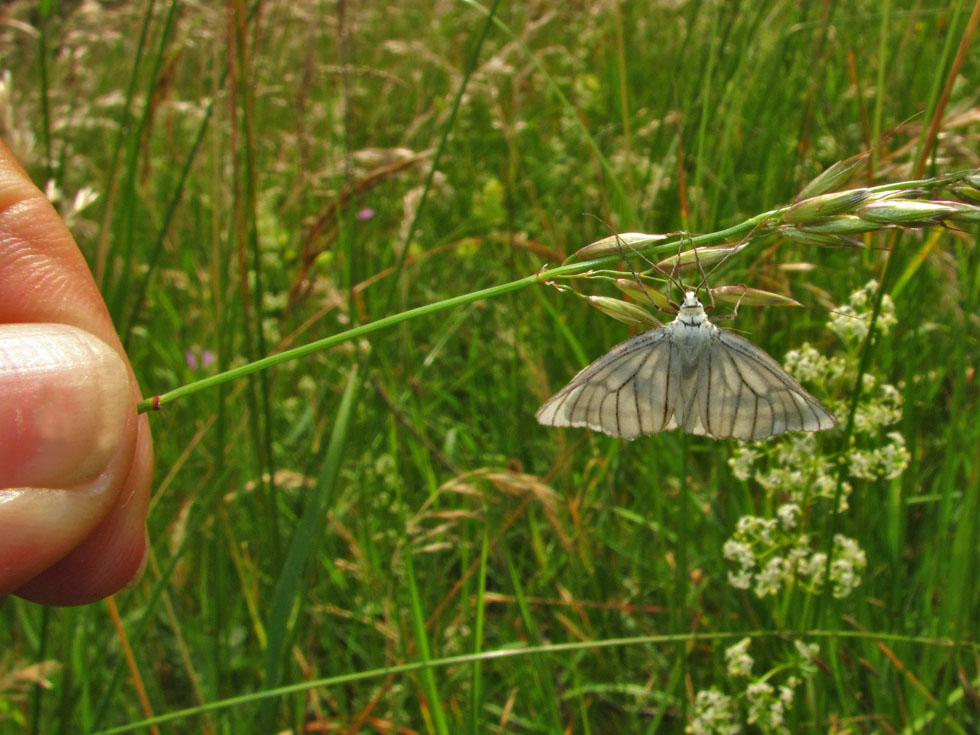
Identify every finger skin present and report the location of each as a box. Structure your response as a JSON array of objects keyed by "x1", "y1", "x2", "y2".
[{"x1": 0, "y1": 139, "x2": 153, "y2": 605}]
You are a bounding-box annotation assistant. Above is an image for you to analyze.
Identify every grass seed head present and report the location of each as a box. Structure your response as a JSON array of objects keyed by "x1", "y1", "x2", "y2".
[
  {"x1": 711, "y1": 286, "x2": 802, "y2": 307},
  {"x1": 588, "y1": 295, "x2": 662, "y2": 328},
  {"x1": 795, "y1": 151, "x2": 870, "y2": 201},
  {"x1": 614, "y1": 278, "x2": 673, "y2": 313},
  {"x1": 573, "y1": 232, "x2": 669, "y2": 260},
  {"x1": 856, "y1": 199, "x2": 971, "y2": 224},
  {"x1": 950, "y1": 183, "x2": 980, "y2": 205},
  {"x1": 798, "y1": 215, "x2": 883, "y2": 235},
  {"x1": 782, "y1": 188, "x2": 871, "y2": 223},
  {"x1": 777, "y1": 225, "x2": 862, "y2": 248},
  {"x1": 655, "y1": 242, "x2": 746, "y2": 273}
]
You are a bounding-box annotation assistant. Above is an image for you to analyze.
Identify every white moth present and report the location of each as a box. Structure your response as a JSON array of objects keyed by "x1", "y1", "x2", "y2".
[{"x1": 536, "y1": 291, "x2": 836, "y2": 440}]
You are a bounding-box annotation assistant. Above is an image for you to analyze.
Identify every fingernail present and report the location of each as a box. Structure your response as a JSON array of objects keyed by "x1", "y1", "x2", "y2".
[{"x1": 0, "y1": 323, "x2": 131, "y2": 488}]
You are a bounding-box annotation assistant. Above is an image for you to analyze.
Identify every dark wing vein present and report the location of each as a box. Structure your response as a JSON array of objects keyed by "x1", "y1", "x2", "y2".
[
  {"x1": 538, "y1": 323, "x2": 835, "y2": 441},
  {"x1": 536, "y1": 329, "x2": 675, "y2": 439},
  {"x1": 695, "y1": 330, "x2": 835, "y2": 440}
]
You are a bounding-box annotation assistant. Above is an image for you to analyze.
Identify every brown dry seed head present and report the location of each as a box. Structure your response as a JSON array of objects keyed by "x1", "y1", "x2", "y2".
[
  {"x1": 799, "y1": 215, "x2": 884, "y2": 235},
  {"x1": 711, "y1": 286, "x2": 802, "y2": 307},
  {"x1": 782, "y1": 188, "x2": 871, "y2": 224},
  {"x1": 857, "y1": 199, "x2": 968, "y2": 224},
  {"x1": 574, "y1": 232, "x2": 669, "y2": 260},
  {"x1": 588, "y1": 295, "x2": 662, "y2": 328},
  {"x1": 614, "y1": 278, "x2": 673, "y2": 312},
  {"x1": 795, "y1": 151, "x2": 870, "y2": 201},
  {"x1": 655, "y1": 242, "x2": 746, "y2": 273}
]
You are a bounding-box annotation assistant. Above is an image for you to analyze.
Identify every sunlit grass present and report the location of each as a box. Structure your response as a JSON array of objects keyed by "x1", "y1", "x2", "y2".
[{"x1": 2, "y1": 1, "x2": 980, "y2": 733}]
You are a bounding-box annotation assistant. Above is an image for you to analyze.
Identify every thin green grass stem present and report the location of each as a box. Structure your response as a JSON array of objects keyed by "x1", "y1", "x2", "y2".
[
  {"x1": 122, "y1": 92, "x2": 216, "y2": 346},
  {"x1": 89, "y1": 466, "x2": 238, "y2": 731},
  {"x1": 813, "y1": 228, "x2": 902, "y2": 630},
  {"x1": 135, "y1": 219, "x2": 770, "y2": 413},
  {"x1": 88, "y1": 630, "x2": 972, "y2": 735},
  {"x1": 675, "y1": 432, "x2": 689, "y2": 719},
  {"x1": 460, "y1": 0, "x2": 635, "y2": 222},
  {"x1": 505, "y1": 551, "x2": 564, "y2": 730},
  {"x1": 258, "y1": 367, "x2": 360, "y2": 727},
  {"x1": 405, "y1": 552, "x2": 451, "y2": 735},
  {"x1": 106, "y1": 0, "x2": 181, "y2": 321},
  {"x1": 92, "y1": 0, "x2": 155, "y2": 288},
  {"x1": 136, "y1": 171, "x2": 964, "y2": 414},
  {"x1": 36, "y1": 1, "x2": 52, "y2": 181},
  {"x1": 467, "y1": 525, "x2": 490, "y2": 735},
  {"x1": 29, "y1": 606, "x2": 51, "y2": 735}
]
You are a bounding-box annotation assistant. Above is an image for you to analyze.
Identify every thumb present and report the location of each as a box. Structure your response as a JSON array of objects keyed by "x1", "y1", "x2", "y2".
[{"x1": 0, "y1": 322, "x2": 134, "y2": 593}]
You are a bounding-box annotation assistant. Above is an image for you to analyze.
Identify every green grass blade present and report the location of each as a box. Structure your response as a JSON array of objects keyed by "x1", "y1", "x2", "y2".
[{"x1": 258, "y1": 365, "x2": 362, "y2": 724}]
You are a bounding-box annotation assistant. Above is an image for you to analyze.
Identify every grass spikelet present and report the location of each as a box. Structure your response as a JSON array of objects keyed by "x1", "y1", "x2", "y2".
[
  {"x1": 798, "y1": 215, "x2": 884, "y2": 235},
  {"x1": 710, "y1": 286, "x2": 802, "y2": 308},
  {"x1": 794, "y1": 151, "x2": 870, "y2": 201},
  {"x1": 588, "y1": 295, "x2": 662, "y2": 328},
  {"x1": 614, "y1": 277, "x2": 674, "y2": 313},
  {"x1": 856, "y1": 199, "x2": 976, "y2": 224},
  {"x1": 572, "y1": 232, "x2": 670, "y2": 260},
  {"x1": 655, "y1": 242, "x2": 746, "y2": 273},
  {"x1": 782, "y1": 189, "x2": 872, "y2": 223}
]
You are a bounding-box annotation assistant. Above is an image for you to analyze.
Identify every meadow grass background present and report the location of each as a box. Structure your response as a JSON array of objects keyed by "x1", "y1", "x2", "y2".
[{"x1": 2, "y1": 0, "x2": 980, "y2": 732}]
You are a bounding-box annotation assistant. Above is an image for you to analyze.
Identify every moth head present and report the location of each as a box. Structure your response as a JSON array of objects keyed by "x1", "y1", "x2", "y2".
[{"x1": 679, "y1": 290, "x2": 703, "y2": 312}]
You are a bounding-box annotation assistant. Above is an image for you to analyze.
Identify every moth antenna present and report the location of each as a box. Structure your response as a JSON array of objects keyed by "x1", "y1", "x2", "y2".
[
  {"x1": 584, "y1": 214, "x2": 682, "y2": 315},
  {"x1": 690, "y1": 221, "x2": 769, "y2": 310},
  {"x1": 635, "y1": 229, "x2": 691, "y2": 312}
]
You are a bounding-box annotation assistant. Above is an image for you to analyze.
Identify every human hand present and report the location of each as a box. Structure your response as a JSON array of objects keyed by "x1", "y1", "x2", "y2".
[{"x1": 0, "y1": 140, "x2": 153, "y2": 605}]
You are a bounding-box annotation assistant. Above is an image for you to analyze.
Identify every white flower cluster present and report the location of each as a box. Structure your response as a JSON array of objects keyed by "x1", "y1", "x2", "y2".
[
  {"x1": 828, "y1": 279, "x2": 897, "y2": 345},
  {"x1": 828, "y1": 534, "x2": 867, "y2": 598},
  {"x1": 848, "y1": 431, "x2": 910, "y2": 480},
  {"x1": 729, "y1": 432, "x2": 849, "y2": 508},
  {"x1": 726, "y1": 279, "x2": 909, "y2": 565},
  {"x1": 725, "y1": 637, "x2": 754, "y2": 677},
  {"x1": 783, "y1": 343, "x2": 848, "y2": 385},
  {"x1": 745, "y1": 680, "x2": 795, "y2": 734},
  {"x1": 689, "y1": 639, "x2": 811, "y2": 735},
  {"x1": 723, "y1": 509, "x2": 866, "y2": 599},
  {"x1": 852, "y1": 381, "x2": 902, "y2": 433},
  {"x1": 794, "y1": 640, "x2": 820, "y2": 670},
  {"x1": 687, "y1": 689, "x2": 741, "y2": 735}
]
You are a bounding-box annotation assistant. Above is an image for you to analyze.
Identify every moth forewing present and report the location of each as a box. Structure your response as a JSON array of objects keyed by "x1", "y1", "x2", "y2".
[{"x1": 536, "y1": 290, "x2": 836, "y2": 441}]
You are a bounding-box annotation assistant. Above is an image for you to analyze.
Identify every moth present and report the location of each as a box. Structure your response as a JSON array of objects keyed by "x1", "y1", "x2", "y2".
[{"x1": 536, "y1": 290, "x2": 836, "y2": 440}]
